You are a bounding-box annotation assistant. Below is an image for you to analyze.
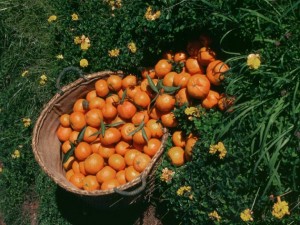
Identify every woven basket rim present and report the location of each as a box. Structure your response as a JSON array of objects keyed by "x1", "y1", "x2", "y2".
[{"x1": 32, "y1": 70, "x2": 168, "y2": 196}]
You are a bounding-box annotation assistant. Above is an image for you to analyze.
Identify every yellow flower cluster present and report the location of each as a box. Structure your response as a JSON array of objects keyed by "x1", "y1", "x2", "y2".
[
  {"x1": 209, "y1": 142, "x2": 227, "y2": 159},
  {"x1": 272, "y1": 197, "x2": 290, "y2": 219},
  {"x1": 208, "y1": 210, "x2": 221, "y2": 222},
  {"x1": 240, "y1": 208, "x2": 253, "y2": 222},
  {"x1": 74, "y1": 35, "x2": 91, "y2": 51},
  {"x1": 21, "y1": 70, "x2": 29, "y2": 77},
  {"x1": 247, "y1": 53, "x2": 261, "y2": 69},
  {"x1": 128, "y1": 42, "x2": 137, "y2": 53},
  {"x1": 106, "y1": 0, "x2": 122, "y2": 10},
  {"x1": 177, "y1": 186, "x2": 191, "y2": 196},
  {"x1": 11, "y1": 150, "x2": 20, "y2": 159},
  {"x1": 145, "y1": 6, "x2": 161, "y2": 21},
  {"x1": 80, "y1": 59, "x2": 89, "y2": 68},
  {"x1": 48, "y1": 15, "x2": 57, "y2": 23},
  {"x1": 109, "y1": 48, "x2": 120, "y2": 57},
  {"x1": 22, "y1": 118, "x2": 31, "y2": 127},
  {"x1": 56, "y1": 54, "x2": 64, "y2": 60},
  {"x1": 184, "y1": 107, "x2": 200, "y2": 119},
  {"x1": 39, "y1": 74, "x2": 47, "y2": 85},
  {"x1": 71, "y1": 13, "x2": 79, "y2": 21},
  {"x1": 160, "y1": 168, "x2": 175, "y2": 183}
]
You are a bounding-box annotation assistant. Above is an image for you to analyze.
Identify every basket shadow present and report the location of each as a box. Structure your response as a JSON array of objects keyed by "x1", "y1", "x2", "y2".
[{"x1": 55, "y1": 186, "x2": 149, "y2": 225}]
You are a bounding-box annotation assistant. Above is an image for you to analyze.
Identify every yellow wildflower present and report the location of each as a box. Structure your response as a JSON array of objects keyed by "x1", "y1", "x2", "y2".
[
  {"x1": 184, "y1": 107, "x2": 200, "y2": 117},
  {"x1": 22, "y1": 118, "x2": 31, "y2": 127},
  {"x1": 39, "y1": 74, "x2": 47, "y2": 85},
  {"x1": 56, "y1": 54, "x2": 64, "y2": 60},
  {"x1": 11, "y1": 150, "x2": 20, "y2": 159},
  {"x1": 240, "y1": 208, "x2": 253, "y2": 222},
  {"x1": 48, "y1": 15, "x2": 57, "y2": 23},
  {"x1": 71, "y1": 13, "x2": 79, "y2": 21},
  {"x1": 208, "y1": 210, "x2": 221, "y2": 222},
  {"x1": 80, "y1": 35, "x2": 90, "y2": 50},
  {"x1": 209, "y1": 142, "x2": 227, "y2": 159},
  {"x1": 128, "y1": 42, "x2": 137, "y2": 53},
  {"x1": 80, "y1": 59, "x2": 89, "y2": 68},
  {"x1": 109, "y1": 48, "x2": 120, "y2": 57},
  {"x1": 145, "y1": 6, "x2": 161, "y2": 21},
  {"x1": 272, "y1": 197, "x2": 290, "y2": 219},
  {"x1": 247, "y1": 54, "x2": 261, "y2": 69},
  {"x1": 74, "y1": 36, "x2": 81, "y2": 44},
  {"x1": 160, "y1": 168, "x2": 175, "y2": 183},
  {"x1": 177, "y1": 186, "x2": 191, "y2": 196},
  {"x1": 21, "y1": 70, "x2": 29, "y2": 77}
]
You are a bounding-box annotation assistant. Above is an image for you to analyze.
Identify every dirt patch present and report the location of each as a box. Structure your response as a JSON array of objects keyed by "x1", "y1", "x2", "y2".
[{"x1": 22, "y1": 195, "x2": 39, "y2": 225}]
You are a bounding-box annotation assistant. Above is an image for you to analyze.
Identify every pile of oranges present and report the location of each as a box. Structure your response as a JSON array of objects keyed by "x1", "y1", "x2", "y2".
[{"x1": 56, "y1": 34, "x2": 233, "y2": 192}]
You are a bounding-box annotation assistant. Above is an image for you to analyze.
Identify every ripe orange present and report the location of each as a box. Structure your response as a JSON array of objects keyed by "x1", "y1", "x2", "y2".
[
  {"x1": 117, "y1": 100, "x2": 137, "y2": 120},
  {"x1": 143, "y1": 138, "x2": 161, "y2": 157},
  {"x1": 105, "y1": 94, "x2": 120, "y2": 105},
  {"x1": 73, "y1": 98, "x2": 89, "y2": 113},
  {"x1": 116, "y1": 170, "x2": 127, "y2": 185},
  {"x1": 172, "y1": 131, "x2": 186, "y2": 147},
  {"x1": 85, "y1": 109, "x2": 103, "y2": 128},
  {"x1": 115, "y1": 141, "x2": 131, "y2": 156},
  {"x1": 90, "y1": 138, "x2": 101, "y2": 153},
  {"x1": 146, "y1": 119, "x2": 164, "y2": 139},
  {"x1": 173, "y1": 72, "x2": 191, "y2": 88},
  {"x1": 186, "y1": 74, "x2": 210, "y2": 100},
  {"x1": 84, "y1": 153, "x2": 104, "y2": 175},
  {"x1": 86, "y1": 90, "x2": 97, "y2": 102},
  {"x1": 101, "y1": 179, "x2": 120, "y2": 190},
  {"x1": 185, "y1": 58, "x2": 204, "y2": 75},
  {"x1": 69, "y1": 111, "x2": 86, "y2": 132},
  {"x1": 185, "y1": 137, "x2": 197, "y2": 161},
  {"x1": 74, "y1": 142, "x2": 92, "y2": 161},
  {"x1": 174, "y1": 51, "x2": 187, "y2": 62},
  {"x1": 175, "y1": 88, "x2": 190, "y2": 106},
  {"x1": 133, "y1": 91, "x2": 151, "y2": 109},
  {"x1": 148, "y1": 106, "x2": 164, "y2": 120},
  {"x1": 161, "y1": 112, "x2": 178, "y2": 128},
  {"x1": 66, "y1": 169, "x2": 75, "y2": 181},
  {"x1": 131, "y1": 110, "x2": 149, "y2": 125},
  {"x1": 100, "y1": 127, "x2": 121, "y2": 146},
  {"x1": 197, "y1": 47, "x2": 216, "y2": 66},
  {"x1": 201, "y1": 90, "x2": 220, "y2": 109},
  {"x1": 102, "y1": 103, "x2": 118, "y2": 121},
  {"x1": 132, "y1": 127, "x2": 151, "y2": 145},
  {"x1": 59, "y1": 114, "x2": 70, "y2": 127},
  {"x1": 206, "y1": 60, "x2": 229, "y2": 86},
  {"x1": 133, "y1": 153, "x2": 151, "y2": 172},
  {"x1": 98, "y1": 144, "x2": 115, "y2": 159},
  {"x1": 69, "y1": 173, "x2": 85, "y2": 189},
  {"x1": 95, "y1": 79, "x2": 109, "y2": 97},
  {"x1": 61, "y1": 140, "x2": 72, "y2": 154},
  {"x1": 96, "y1": 166, "x2": 117, "y2": 184},
  {"x1": 83, "y1": 175, "x2": 100, "y2": 191},
  {"x1": 163, "y1": 71, "x2": 176, "y2": 87},
  {"x1": 56, "y1": 125, "x2": 72, "y2": 142},
  {"x1": 71, "y1": 160, "x2": 80, "y2": 173},
  {"x1": 79, "y1": 161, "x2": 87, "y2": 176},
  {"x1": 120, "y1": 123, "x2": 135, "y2": 142},
  {"x1": 63, "y1": 156, "x2": 75, "y2": 170},
  {"x1": 69, "y1": 130, "x2": 79, "y2": 144},
  {"x1": 88, "y1": 97, "x2": 106, "y2": 110},
  {"x1": 121, "y1": 74, "x2": 137, "y2": 89},
  {"x1": 108, "y1": 154, "x2": 126, "y2": 171},
  {"x1": 125, "y1": 166, "x2": 140, "y2": 182},
  {"x1": 107, "y1": 75, "x2": 122, "y2": 92},
  {"x1": 124, "y1": 149, "x2": 142, "y2": 166},
  {"x1": 154, "y1": 59, "x2": 172, "y2": 79},
  {"x1": 83, "y1": 126, "x2": 98, "y2": 143},
  {"x1": 167, "y1": 146, "x2": 185, "y2": 166},
  {"x1": 126, "y1": 86, "x2": 141, "y2": 100},
  {"x1": 155, "y1": 94, "x2": 176, "y2": 113},
  {"x1": 141, "y1": 67, "x2": 156, "y2": 79},
  {"x1": 218, "y1": 95, "x2": 235, "y2": 112}
]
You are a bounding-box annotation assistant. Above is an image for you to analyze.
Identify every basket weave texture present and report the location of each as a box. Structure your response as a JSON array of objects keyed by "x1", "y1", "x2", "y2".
[{"x1": 32, "y1": 70, "x2": 168, "y2": 208}]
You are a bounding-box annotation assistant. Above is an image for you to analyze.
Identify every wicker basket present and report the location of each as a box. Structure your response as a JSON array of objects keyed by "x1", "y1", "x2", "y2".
[{"x1": 32, "y1": 67, "x2": 168, "y2": 209}]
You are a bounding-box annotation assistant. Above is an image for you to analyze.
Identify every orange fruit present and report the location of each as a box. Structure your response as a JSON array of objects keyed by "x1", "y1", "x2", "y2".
[
  {"x1": 141, "y1": 67, "x2": 156, "y2": 79},
  {"x1": 146, "y1": 119, "x2": 164, "y2": 139},
  {"x1": 98, "y1": 144, "x2": 115, "y2": 159},
  {"x1": 85, "y1": 109, "x2": 103, "y2": 128},
  {"x1": 133, "y1": 91, "x2": 151, "y2": 109},
  {"x1": 186, "y1": 74, "x2": 210, "y2": 100},
  {"x1": 160, "y1": 112, "x2": 178, "y2": 128},
  {"x1": 100, "y1": 127, "x2": 121, "y2": 146},
  {"x1": 86, "y1": 90, "x2": 97, "y2": 102},
  {"x1": 115, "y1": 141, "x2": 131, "y2": 156},
  {"x1": 126, "y1": 86, "x2": 141, "y2": 100},
  {"x1": 79, "y1": 161, "x2": 87, "y2": 176},
  {"x1": 133, "y1": 153, "x2": 151, "y2": 172},
  {"x1": 172, "y1": 131, "x2": 186, "y2": 147},
  {"x1": 102, "y1": 103, "x2": 118, "y2": 121},
  {"x1": 65, "y1": 169, "x2": 75, "y2": 181},
  {"x1": 125, "y1": 166, "x2": 140, "y2": 182},
  {"x1": 56, "y1": 125, "x2": 72, "y2": 142},
  {"x1": 122, "y1": 74, "x2": 137, "y2": 89},
  {"x1": 108, "y1": 154, "x2": 126, "y2": 171},
  {"x1": 69, "y1": 111, "x2": 86, "y2": 132},
  {"x1": 107, "y1": 75, "x2": 122, "y2": 92},
  {"x1": 83, "y1": 126, "x2": 98, "y2": 143},
  {"x1": 173, "y1": 72, "x2": 191, "y2": 88},
  {"x1": 120, "y1": 123, "x2": 135, "y2": 142},
  {"x1": 84, "y1": 153, "x2": 104, "y2": 175},
  {"x1": 185, "y1": 137, "x2": 197, "y2": 161},
  {"x1": 69, "y1": 130, "x2": 79, "y2": 144},
  {"x1": 197, "y1": 47, "x2": 216, "y2": 66},
  {"x1": 63, "y1": 156, "x2": 75, "y2": 170},
  {"x1": 117, "y1": 100, "x2": 137, "y2": 120},
  {"x1": 154, "y1": 59, "x2": 172, "y2": 79},
  {"x1": 72, "y1": 160, "x2": 80, "y2": 173},
  {"x1": 131, "y1": 110, "x2": 149, "y2": 125},
  {"x1": 73, "y1": 98, "x2": 89, "y2": 113},
  {"x1": 163, "y1": 71, "x2": 176, "y2": 87},
  {"x1": 201, "y1": 90, "x2": 220, "y2": 109},
  {"x1": 175, "y1": 88, "x2": 190, "y2": 106},
  {"x1": 105, "y1": 94, "x2": 120, "y2": 105},
  {"x1": 218, "y1": 95, "x2": 235, "y2": 112},
  {"x1": 95, "y1": 79, "x2": 109, "y2": 97},
  {"x1": 148, "y1": 106, "x2": 164, "y2": 120},
  {"x1": 88, "y1": 97, "x2": 106, "y2": 110},
  {"x1": 206, "y1": 60, "x2": 229, "y2": 86},
  {"x1": 101, "y1": 179, "x2": 120, "y2": 190},
  {"x1": 185, "y1": 58, "x2": 204, "y2": 75},
  {"x1": 116, "y1": 170, "x2": 127, "y2": 185},
  {"x1": 143, "y1": 138, "x2": 161, "y2": 157},
  {"x1": 74, "y1": 142, "x2": 92, "y2": 161},
  {"x1": 90, "y1": 139, "x2": 101, "y2": 153},
  {"x1": 167, "y1": 146, "x2": 185, "y2": 166},
  {"x1": 155, "y1": 94, "x2": 176, "y2": 113},
  {"x1": 61, "y1": 140, "x2": 72, "y2": 154},
  {"x1": 132, "y1": 127, "x2": 151, "y2": 145},
  {"x1": 83, "y1": 175, "x2": 100, "y2": 191},
  {"x1": 59, "y1": 114, "x2": 70, "y2": 127},
  {"x1": 124, "y1": 149, "x2": 142, "y2": 166},
  {"x1": 132, "y1": 142, "x2": 145, "y2": 152},
  {"x1": 174, "y1": 51, "x2": 187, "y2": 62},
  {"x1": 69, "y1": 173, "x2": 85, "y2": 189},
  {"x1": 162, "y1": 50, "x2": 174, "y2": 60},
  {"x1": 96, "y1": 166, "x2": 117, "y2": 184}
]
